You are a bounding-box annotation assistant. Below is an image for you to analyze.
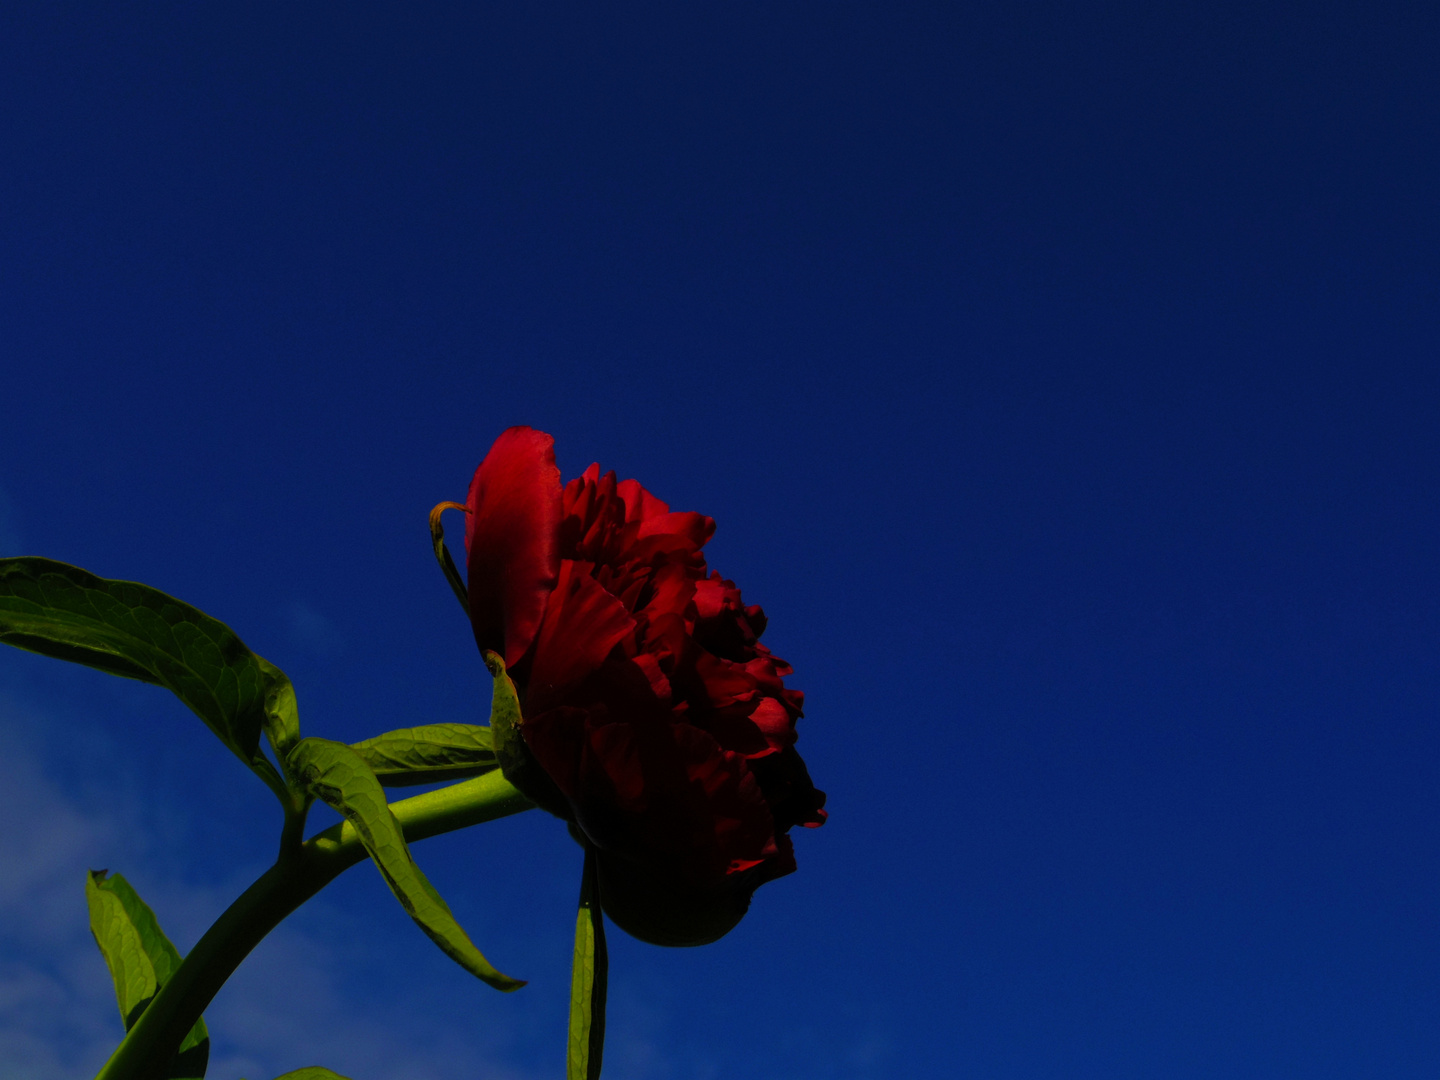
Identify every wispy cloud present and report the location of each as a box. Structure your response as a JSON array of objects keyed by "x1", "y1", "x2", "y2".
[
  {"x1": 0, "y1": 700, "x2": 128, "y2": 1080},
  {"x1": 284, "y1": 603, "x2": 345, "y2": 659},
  {"x1": 0, "y1": 679, "x2": 869, "y2": 1080},
  {"x1": 0, "y1": 690, "x2": 552, "y2": 1080}
]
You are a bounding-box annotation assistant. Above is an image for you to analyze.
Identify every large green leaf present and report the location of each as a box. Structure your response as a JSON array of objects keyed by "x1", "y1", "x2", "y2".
[
  {"x1": 0, "y1": 558, "x2": 295, "y2": 789},
  {"x1": 350, "y1": 723, "x2": 497, "y2": 787},
  {"x1": 86, "y1": 870, "x2": 210, "y2": 1079},
  {"x1": 567, "y1": 846, "x2": 608, "y2": 1080},
  {"x1": 287, "y1": 737, "x2": 525, "y2": 992}
]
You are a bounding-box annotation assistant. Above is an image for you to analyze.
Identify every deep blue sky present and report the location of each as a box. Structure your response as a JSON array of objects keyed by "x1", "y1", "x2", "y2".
[{"x1": 2, "y1": 3, "x2": 1439, "y2": 1078}]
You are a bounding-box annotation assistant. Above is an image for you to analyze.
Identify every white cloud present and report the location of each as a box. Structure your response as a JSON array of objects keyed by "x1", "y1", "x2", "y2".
[
  {"x1": 0, "y1": 691, "x2": 555, "y2": 1080},
  {"x1": 0, "y1": 704, "x2": 128, "y2": 1080},
  {"x1": 0, "y1": 677, "x2": 867, "y2": 1080},
  {"x1": 285, "y1": 603, "x2": 345, "y2": 659}
]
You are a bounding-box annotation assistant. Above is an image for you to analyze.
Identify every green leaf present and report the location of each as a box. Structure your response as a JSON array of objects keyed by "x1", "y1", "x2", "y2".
[
  {"x1": 270, "y1": 1070, "x2": 354, "y2": 1080},
  {"x1": 567, "y1": 846, "x2": 608, "y2": 1080},
  {"x1": 86, "y1": 870, "x2": 210, "y2": 1079},
  {"x1": 86, "y1": 872, "x2": 156, "y2": 1027},
  {"x1": 0, "y1": 558, "x2": 295, "y2": 793},
  {"x1": 260, "y1": 657, "x2": 301, "y2": 760},
  {"x1": 350, "y1": 723, "x2": 497, "y2": 787},
  {"x1": 287, "y1": 737, "x2": 525, "y2": 992}
]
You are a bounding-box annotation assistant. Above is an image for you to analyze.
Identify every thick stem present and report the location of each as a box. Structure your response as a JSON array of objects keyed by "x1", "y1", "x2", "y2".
[{"x1": 95, "y1": 770, "x2": 535, "y2": 1080}]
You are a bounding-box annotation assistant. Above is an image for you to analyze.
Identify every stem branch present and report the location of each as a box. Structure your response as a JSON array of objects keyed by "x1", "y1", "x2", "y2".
[{"x1": 95, "y1": 770, "x2": 534, "y2": 1080}]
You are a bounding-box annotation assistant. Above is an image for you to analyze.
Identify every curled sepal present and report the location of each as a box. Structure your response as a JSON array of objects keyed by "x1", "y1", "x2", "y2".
[
  {"x1": 567, "y1": 846, "x2": 608, "y2": 1080},
  {"x1": 429, "y1": 501, "x2": 471, "y2": 615},
  {"x1": 484, "y1": 650, "x2": 572, "y2": 819},
  {"x1": 86, "y1": 870, "x2": 210, "y2": 1079},
  {"x1": 350, "y1": 723, "x2": 498, "y2": 787},
  {"x1": 286, "y1": 737, "x2": 525, "y2": 992},
  {"x1": 0, "y1": 557, "x2": 294, "y2": 805}
]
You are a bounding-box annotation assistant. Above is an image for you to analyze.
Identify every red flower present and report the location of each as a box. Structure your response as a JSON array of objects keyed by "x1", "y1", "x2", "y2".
[{"x1": 464, "y1": 427, "x2": 826, "y2": 945}]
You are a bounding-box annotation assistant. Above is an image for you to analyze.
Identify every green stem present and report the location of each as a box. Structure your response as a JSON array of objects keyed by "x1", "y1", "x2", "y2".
[{"x1": 95, "y1": 770, "x2": 535, "y2": 1080}]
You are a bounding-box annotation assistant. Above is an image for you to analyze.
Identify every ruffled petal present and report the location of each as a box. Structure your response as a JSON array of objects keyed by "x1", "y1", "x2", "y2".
[
  {"x1": 525, "y1": 560, "x2": 635, "y2": 714},
  {"x1": 518, "y1": 706, "x2": 591, "y2": 799},
  {"x1": 748, "y1": 745, "x2": 828, "y2": 832},
  {"x1": 465, "y1": 427, "x2": 562, "y2": 667},
  {"x1": 617, "y1": 477, "x2": 669, "y2": 522},
  {"x1": 568, "y1": 707, "x2": 777, "y2": 884},
  {"x1": 638, "y1": 511, "x2": 715, "y2": 548},
  {"x1": 747, "y1": 697, "x2": 796, "y2": 749}
]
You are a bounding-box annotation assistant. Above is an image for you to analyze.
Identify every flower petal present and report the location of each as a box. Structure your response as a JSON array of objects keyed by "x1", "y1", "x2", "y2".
[
  {"x1": 616, "y1": 477, "x2": 669, "y2": 522},
  {"x1": 465, "y1": 427, "x2": 563, "y2": 667},
  {"x1": 525, "y1": 560, "x2": 635, "y2": 714},
  {"x1": 518, "y1": 705, "x2": 591, "y2": 799},
  {"x1": 637, "y1": 511, "x2": 715, "y2": 547}
]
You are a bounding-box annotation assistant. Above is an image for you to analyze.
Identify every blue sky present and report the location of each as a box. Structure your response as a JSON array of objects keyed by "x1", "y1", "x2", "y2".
[{"x1": 2, "y1": 3, "x2": 1439, "y2": 1078}]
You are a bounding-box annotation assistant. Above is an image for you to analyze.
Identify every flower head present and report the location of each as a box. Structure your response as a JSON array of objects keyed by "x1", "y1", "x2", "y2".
[{"x1": 464, "y1": 427, "x2": 826, "y2": 945}]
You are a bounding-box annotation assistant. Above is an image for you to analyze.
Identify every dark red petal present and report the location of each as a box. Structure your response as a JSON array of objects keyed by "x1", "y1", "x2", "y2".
[
  {"x1": 560, "y1": 466, "x2": 642, "y2": 565},
  {"x1": 616, "y1": 477, "x2": 669, "y2": 522},
  {"x1": 637, "y1": 511, "x2": 715, "y2": 548},
  {"x1": 639, "y1": 560, "x2": 699, "y2": 624},
  {"x1": 747, "y1": 697, "x2": 797, "y2": 749},
  {"x1": 693, "y1": 576, "x2": 728, "y2": 620},
  {"x1": 571, "y1": 710, "x2": 776, "y2": 881},
  {"x1": 519, "y1": 706, "x2": 591, "y2": 798},
  {"x1": 689, "y1": 651, "x2": 759, "y2": 708},
  {"x1": 585, "y1": 713, "x2": 649, "y2": 807},
  {"x1": 465, "y1": 427, "x2": 563, "y2": 666},
  {"x1": 683, "y1": 704, "x2": 775, "y2": 759},
  {"x1": 755, "y1": 832, "x2": 798, "y2": 881},
  {"x1": 671, "y1": 724, "x2": 778, "y2": 873},
  {"x1": 627, "y1": 652, "x2": 673, "y2": 706},
  {"x1": 525, "y1": 560, "x2": 636, "y2": 714},
  {"x1": 749, "y1": 745, "x2": 828, "y2": 831}
]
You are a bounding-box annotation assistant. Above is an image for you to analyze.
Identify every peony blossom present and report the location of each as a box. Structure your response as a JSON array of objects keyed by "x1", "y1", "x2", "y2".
[{"x1": 463, "y1": 426, "x2": 826, "y2": 945}]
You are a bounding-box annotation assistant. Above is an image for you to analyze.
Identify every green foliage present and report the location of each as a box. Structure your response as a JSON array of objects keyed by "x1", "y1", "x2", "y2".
[
  {"x1": 567, "y1": 847, "x2": 608, "y2": 1080},
  {"x1": 86, "y1": 871, "x2": 209, "y2": 1079},
  {"x1": 287, "y1": 737, "x2": 525, "y2": 992},
  {"x1": 269, "y1": 1069, "x2": 354, "y2": 1080},
  {"x1": 0, "y1": 558, "x2": 295, "y2": 798},
  {"x1": 350, "y1": 723, "x2": 497, "y2": 787},
  {"x1": 260, "y1": 662, "x2": 301, "y2": 759}
]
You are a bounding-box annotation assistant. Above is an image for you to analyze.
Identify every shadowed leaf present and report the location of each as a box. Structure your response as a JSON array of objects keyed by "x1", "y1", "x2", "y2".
[
  {"x1": 288, "y1": 737, "x2": 525, "y2": 992},
  {"x1": 86, "y1": 871, "x2": 210, "y2": 1079},
  {"x1": 567, "y1": 846, "x2": 608, "y2": 1080},
  {"x1": 350, "y1": 723, "x2": 497, "y2": 787},
  {"x1": 0, "y1": 557, "x2": 294, "y2": 795}
]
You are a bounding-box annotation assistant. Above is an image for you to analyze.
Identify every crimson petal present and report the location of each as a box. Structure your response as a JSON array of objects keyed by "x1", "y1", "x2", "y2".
[
  {"x1": 525, "y1": 560, "x2": 636, "y2": 714},
  {"x1": 465, "y1": 426, "x2": 563, "y2": 667}
]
